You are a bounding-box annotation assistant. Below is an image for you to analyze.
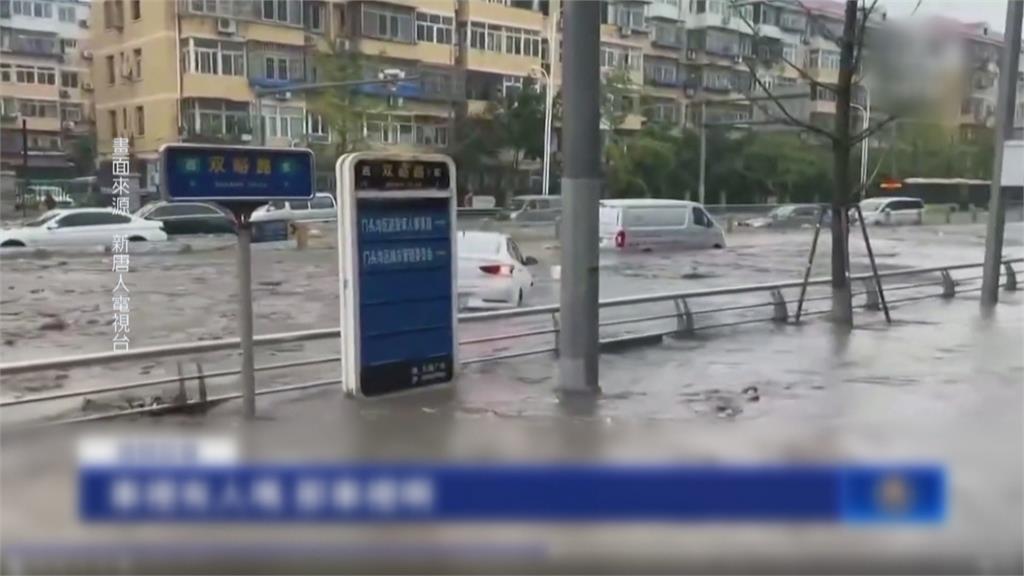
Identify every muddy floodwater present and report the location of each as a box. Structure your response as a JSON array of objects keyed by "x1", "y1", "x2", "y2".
[{"x1": 1, "y1": 222, "x2": 1022, "y2": 573}]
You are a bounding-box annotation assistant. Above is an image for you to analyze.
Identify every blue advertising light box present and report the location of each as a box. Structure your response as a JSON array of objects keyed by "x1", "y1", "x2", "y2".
[
  {"x1": 160, "y1": 144, "x2": 314, "y2": 203},
  {"x1": 336, "y1": 154, "x2": 458, "y2": 398}
]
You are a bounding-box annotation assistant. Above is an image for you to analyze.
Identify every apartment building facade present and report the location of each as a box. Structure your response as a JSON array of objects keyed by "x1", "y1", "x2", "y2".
[{"x1": 0, "y1": 0, "x2": 93, "y2": 177}]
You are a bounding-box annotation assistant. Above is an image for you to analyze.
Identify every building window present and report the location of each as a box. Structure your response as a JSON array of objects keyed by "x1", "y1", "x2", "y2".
[
  {"x1": 307, "y1": 112, "x2": 327, "y2": 136},
  {"x1": 58, "y1": 6, "x2": 75, "y2": 22},
  {"x1": 416, "y1": 12, "x2": 454, "y2": 45},
  {"x1": 132, "y1": 48, "x2": 142, "y2": 80},
  {"x1": 615, "y1": 5, "x2": 645, "y2": 30},
  {"x1": 14, "y1": 0, "x2": 54, "y2": 18},
  {"x1": 18, "y1": 99, "x2": 58, "y2": 117},
  {"x1": 415, "y1": 124, "x2": 448, "y2": 146},
  {"x1": 131, "y1": 0, "x2": 140, "y2": 20},
  {"x1": 305, "y1": 2, "x2": 322, "y2": 30},
  {"x1": 808, "y1": 49, "x2": 840, "y2": 70},
  {"x1": 106, "y1": 55, "x2": 115, "y2": 84},
  {"x1": 261, "y1": 105, "x2": 304, "y2": 140},
  {"x1": 122, "y1": 107, "x2": 128, "y2": 131},
  {"x1": 264, "y1": 56, "x2": 289, "y2": 80},
  {"x1": 262, "y1": 0, "x2": 290, "y2": 23},
  {"x1": 600, "y1": 44, "x2": 642, "y2": 71},
  {"x1": 363, "y1": 4, "x2": 414, "y2": 43},
  {"x1": 812, "y1": 86, "x2": 836, "y2": 102},
  {"x1": 61, "y1": 103, "x2": 83, "y2": 122},
  {"x1": 104, "y1": 0, "x2": 123, "y2": 28},
  {"x1": 468, "y1": 21, "x2": 542, "y2": 57},
  {"x1": 61, "y1": 38, "x2": 78, "y2": 52},
  {"x1": 0, "y1": 64, "x2": 9, "y2": 83},
  {"x1": 109, "y1": 110, "x2": 118, "y2": 138},
  {"x1": 61, "y1": 71, "x2": 79, "y2": 88},
  {"x1": 135, "y1": 106, "x2": 145, "y2": 135},
  {"x1": 782, "y1": 42, "x2": 797, "y2": 63}
]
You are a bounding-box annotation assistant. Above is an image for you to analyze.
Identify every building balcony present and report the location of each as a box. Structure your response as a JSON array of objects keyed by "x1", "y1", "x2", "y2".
[
  {"x1": 645, "y1": 75, "x2": 683, "y2": 88},
  {"x1": 458, "y1": 1, "x2": 544, "y2": 28},
  {"x1": 182, "y1": 73, "x2": 253, "y2": 100},
  {"x1": 181, "y1": 126, "x2": 255, "y2": 145}
]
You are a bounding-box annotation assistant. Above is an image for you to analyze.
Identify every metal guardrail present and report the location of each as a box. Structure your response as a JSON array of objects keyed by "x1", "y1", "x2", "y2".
[{"x1": 1, "y1": 258, "x2": 1019, "y2": 420}]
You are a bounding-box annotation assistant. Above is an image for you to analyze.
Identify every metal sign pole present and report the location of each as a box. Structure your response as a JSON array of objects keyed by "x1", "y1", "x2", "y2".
[
  {"x1": 159, "y1": 144, "x2": 315, "y2": 420},
  {"x1": 235, "y1": 209, "x2": 255, "y2": 418}
]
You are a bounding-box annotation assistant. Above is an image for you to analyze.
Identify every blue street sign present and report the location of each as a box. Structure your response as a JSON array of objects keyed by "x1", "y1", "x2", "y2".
[
  {"x1": 160, "y1": 144, "x2": 314, "y2": 203},
  {"x1": 337, "y1": 154, "x2": 458, "y2": 398}
]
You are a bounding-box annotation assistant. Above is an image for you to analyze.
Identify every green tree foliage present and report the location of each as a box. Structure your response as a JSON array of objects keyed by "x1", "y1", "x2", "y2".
[
  {"x1": 884, "y1": 122, "x2": 994, "y2": 180},
  {"x1": 490, "y1": 78, "x2": 546, "y2": 170},
  {"x1": 305, "y1": 44, "x2": 376, "y2": 166}
]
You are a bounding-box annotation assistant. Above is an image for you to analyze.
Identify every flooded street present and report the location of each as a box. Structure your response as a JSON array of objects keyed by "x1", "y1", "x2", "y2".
[{"x1": 1, "y1": 221, "x2": 1022, "y2": 572}]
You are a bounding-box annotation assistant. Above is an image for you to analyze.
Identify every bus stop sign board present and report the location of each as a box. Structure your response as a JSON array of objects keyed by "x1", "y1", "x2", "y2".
[
  {"x1": 160, "y1": 144, "x2": 314, "y2": 202},
  {"x1": 337, "y1": 153, "x2": 458, "y2": 398}
]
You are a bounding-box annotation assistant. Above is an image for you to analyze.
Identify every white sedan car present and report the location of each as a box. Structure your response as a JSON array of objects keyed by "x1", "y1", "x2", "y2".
[
  {"x1": 457, "y1": 230, "x2": 537, "y2": 310},
  {"x1": 0, "y1": 209, "x2": 168, "y2": 249}
]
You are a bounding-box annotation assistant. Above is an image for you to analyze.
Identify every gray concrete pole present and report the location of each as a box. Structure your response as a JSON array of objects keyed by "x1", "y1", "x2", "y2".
[
  {"x1": 237, "y1": 219, "x2": 256, "y2": 418},
  {"x1": 981, "y1": 0, "x2": 1023, "y2": 307},
  {"x1": 698, "y1": 102, "x2": 707, "y2": 204},
  {"x1": 558, "y1": 0, "x2": 601, "y2": 393}
]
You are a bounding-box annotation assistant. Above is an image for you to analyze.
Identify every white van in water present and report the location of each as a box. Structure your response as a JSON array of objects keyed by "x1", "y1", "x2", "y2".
[{"x1": 599, "y1": 199, "x2": 726, "y2": 250}]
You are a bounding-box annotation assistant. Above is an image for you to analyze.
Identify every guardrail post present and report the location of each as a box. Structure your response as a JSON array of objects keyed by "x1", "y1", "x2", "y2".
[
  {"x1": 1004, "y1": 262, "x2": 1018, "y2": 291},
  {"x1": 863, "y1": 279, "x2": 880, "y2": 310},
  {"x1": 940, "y1": 269, "x2": 956, "y2": 298},
  {"x1": 673, "y1": 298, "x2": 695, "y2": 336},
  {"x1": 770, "y1": 289, "x2": 788, "y2": 323},
  {"x1": 551, "y1": 312, "x2": 560, "y2": 357}
]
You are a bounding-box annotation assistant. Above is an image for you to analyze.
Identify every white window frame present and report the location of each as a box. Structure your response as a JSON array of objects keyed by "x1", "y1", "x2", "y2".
[{"x1": 416, "y1": 12, "x2": 454, "y2": 45}]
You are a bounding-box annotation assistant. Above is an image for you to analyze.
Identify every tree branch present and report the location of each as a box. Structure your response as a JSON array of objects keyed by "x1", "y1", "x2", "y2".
[
  {"x1": 852, "y1": 0, "x2": 879, "y2": 82},
  {"x1": 728, "y1": 1, "x2": 836, "y2": 93},
  {"x1": 794, "y1": 0, "x2": 843, "y2": 48},
  {"x1": 850, "y1": 113, "x2": 897, "y2": 147},
  {"x1": 742, "y1": 60, "x2": 837, "y2": 141}
]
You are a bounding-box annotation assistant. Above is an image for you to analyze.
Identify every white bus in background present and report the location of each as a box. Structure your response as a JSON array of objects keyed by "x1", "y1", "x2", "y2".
[{"x1": 599, "y1": 199, "x2": 727, "y2": 251}]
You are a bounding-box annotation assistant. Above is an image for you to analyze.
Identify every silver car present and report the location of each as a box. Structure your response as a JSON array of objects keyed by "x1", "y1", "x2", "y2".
[{"x1": 250, "y1": 192, "x2": 337, "y2": 223}]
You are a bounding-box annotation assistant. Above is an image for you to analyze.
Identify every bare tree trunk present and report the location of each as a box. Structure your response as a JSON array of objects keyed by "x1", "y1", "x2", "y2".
[{"x1": 830, "y1": 0, "x2": 860, "y2": 325}]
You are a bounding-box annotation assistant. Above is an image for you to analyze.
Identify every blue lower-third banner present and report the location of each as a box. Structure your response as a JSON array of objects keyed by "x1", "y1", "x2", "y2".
[{"x1": 79, "y1": 463, "x2": 945, "y2": 524}]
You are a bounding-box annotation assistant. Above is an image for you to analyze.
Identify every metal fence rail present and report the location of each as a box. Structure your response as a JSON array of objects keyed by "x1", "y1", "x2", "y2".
[{"x1": 1, "y1": 258, "x2": 1019, "y2": 418}]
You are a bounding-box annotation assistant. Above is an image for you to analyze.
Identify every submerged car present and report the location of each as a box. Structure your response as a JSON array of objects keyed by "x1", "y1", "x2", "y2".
[
  {"x1": 740, "y1": 204, "x2": 831, "y2": 228},
  {"x1": 0, "y1": 209, "x2": 167, "y2": 248},
  {"x1": 598, "y1": 199, "x2": 726, "y2": 250},
  {"x1": 457, "y1": 230, "x2": 537, "y2": 309},
  {"x1": 135, "y1": 201, "x2": 236, "y2": 235}
]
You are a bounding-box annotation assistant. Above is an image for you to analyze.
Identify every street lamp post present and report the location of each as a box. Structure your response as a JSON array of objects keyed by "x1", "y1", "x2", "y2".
[
  {"x1": 852, "y1": 85, "x2": 871, "y2": 194},
  {"x1": 530, "y1": 65, "x2": 554, "y2": 197}
]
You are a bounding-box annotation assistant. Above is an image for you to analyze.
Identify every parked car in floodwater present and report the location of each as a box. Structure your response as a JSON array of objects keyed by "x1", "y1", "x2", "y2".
[
  {"x1": 740, "y1": 204, "x2": 831, "y2": 228},
  {"x1": 0, "y1": 209, "x2": 168, "y2": 248},
  {"x1": 250, "y1": 193, "x2": 337, "y2": 223},
  {"x1": 598, "y1": 199, "x2": 726, "y2": 251},
  {"x1": 502, "y1": 195, "x2": 562, "y2": 223},
  {"x1": 457, "y1": 230, "x2": 537, "y2": 309},
  {"x1": 135, "y1": 202, "x2": 236, "y2": 236}
]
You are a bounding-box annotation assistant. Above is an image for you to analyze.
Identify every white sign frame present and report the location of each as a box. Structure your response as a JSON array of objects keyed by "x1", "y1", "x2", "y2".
[{"x1": 335, "y1": 152, "x2": 459, "y2": 398}]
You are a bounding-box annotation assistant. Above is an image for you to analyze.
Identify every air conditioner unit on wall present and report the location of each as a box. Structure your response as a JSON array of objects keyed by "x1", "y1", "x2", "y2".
[
  {"x1": 81, "y1": 49, "x2": 93, "y2": 60},
  {"x1": 217, "y1": 18, "x2": 237, "y2": 35},
  {"x1": 81, "y1": 81, "x2": 94, "y2": 91}
]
